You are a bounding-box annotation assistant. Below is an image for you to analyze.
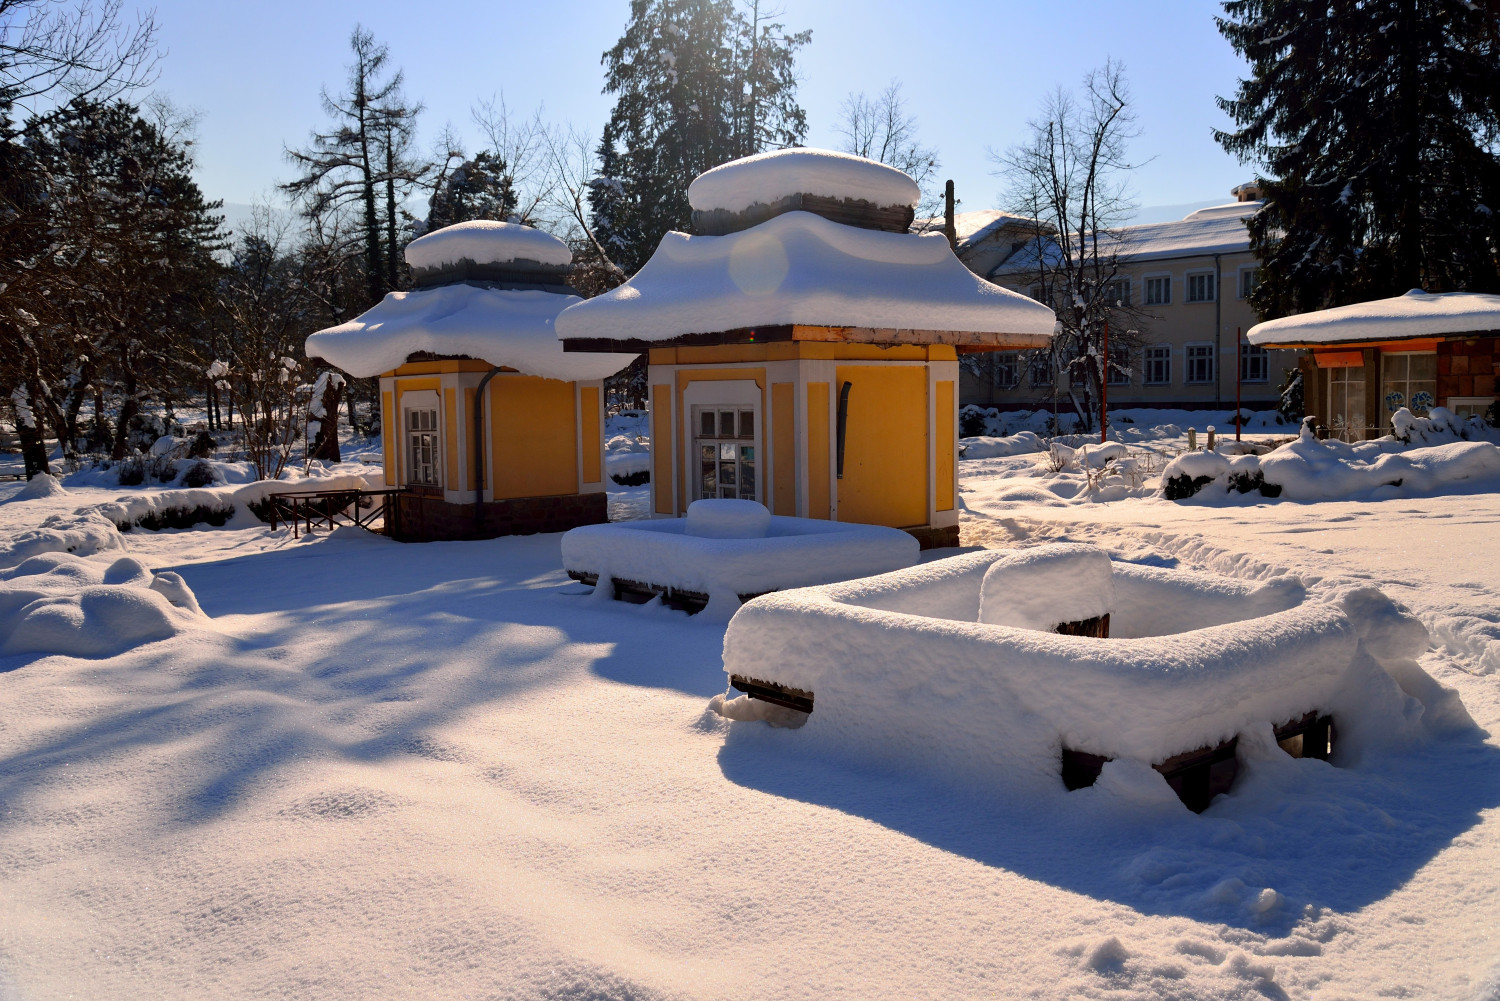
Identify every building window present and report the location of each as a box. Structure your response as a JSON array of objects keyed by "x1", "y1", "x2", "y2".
[
  {"x1": 1381, "y1": 351, "x2": 1438, "y2": 421},
  {"x1": 1239, "y1": 268, "x2": 1261, "y2": 299},
  {"x1": 1186, "y1": 272, "x2": 1216, "y2": 303},
  {"x1": 1326, "y1": 364, "x2": 1368, "y2": 441},
  {"x1": 1143, "y1": 344, "x2": 1171, "y2": 386},
  {"x1": 1185, "y1": 343, "x2": 1215, "y2": 384},
  {"x1": 1239, "y1": 342, "x2": 1270, "y2": 383},
  {"x1": 1102, "y1": 279, "x2": 1131, "y2": 307},
  {"x1": 992, "y1": 351, "x2": 1021, "y2": 389},
  {"x1": 1144, "y1": 275, "x2": 1171, "y2": 306},
  {"x1": 1028, "y1": 284, "x2": 1047, "y2": 303},
  {"x1": 693, "y1": 406, "x2": 757, "y2": 501},
  {"x1": 1028, "y1": 350, "x2": 1053, "y2": 387},
  {"x1": 406, "y1": 408, "x2": 441, "y2": 486},
  {"x1": 1107, "y1": 344, "x2": 1131, "y2": 386}
]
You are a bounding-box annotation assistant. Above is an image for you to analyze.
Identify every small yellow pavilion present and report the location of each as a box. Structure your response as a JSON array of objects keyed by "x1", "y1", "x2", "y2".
[
  {"x1": 556, "y1": 149, "x2": 1056, "y2": 548},
  {"x1": 307, "y1": 220, "x2": 636, "y2": 541}
]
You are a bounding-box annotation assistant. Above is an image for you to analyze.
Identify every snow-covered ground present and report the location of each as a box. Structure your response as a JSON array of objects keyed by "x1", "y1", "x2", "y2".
[{"x1": 0, "y1": 421, "x2": 1498, "y2": 999}]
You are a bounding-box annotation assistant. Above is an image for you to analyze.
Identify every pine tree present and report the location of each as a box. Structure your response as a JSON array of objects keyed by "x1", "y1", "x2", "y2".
[
  {"x1": 596, "y1": 0, "x2": 809, "y2": 271},
  {"x1": 426, "y1": 151, "x2": 519, "y2": 232},
  {"x1": 1216, "y1": 0, "x2": 1500, "y2": 316}
]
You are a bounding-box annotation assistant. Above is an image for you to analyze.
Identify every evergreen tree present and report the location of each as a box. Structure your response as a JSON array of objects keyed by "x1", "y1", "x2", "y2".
[
  {"x1": 1216, "y1": 0, "x2": 1500, "y2": 317},
  {"x1": 596, "y1": 0, "x2": 809, "y2": 271},
  {"x1": 426, "y1": 150, "x2": 519, "y2": 232}
]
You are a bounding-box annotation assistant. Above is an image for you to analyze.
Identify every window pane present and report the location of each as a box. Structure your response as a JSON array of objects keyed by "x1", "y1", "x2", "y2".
[
  {"x1": 739, "y1": 411, "x2": 755, "y2": 437},
  {"x1": 701, "y1": 444, "x2": 716, "y2": 462},
  {"x1": 719, "y1": 460, "x2": 736, "y2": 487},
  {"x1": 719, "y1": 442, "x2": 735, "y2": 460},
  {"x1": 719, "y1": 410, "x2": 736, "y2": 437},
  {"x1": 1410, "y1": 353, "x2": 1437, "y2": 381},
  {"x1": 701, "y1": 461, "x2": 716, "y2": 496},
  {"x1": 700, "y1": 410, "x2": 715, "y2": 436}
]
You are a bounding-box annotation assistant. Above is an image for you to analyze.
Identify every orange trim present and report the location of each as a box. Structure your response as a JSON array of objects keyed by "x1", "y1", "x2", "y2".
[{"x1": 1314, "y1": 350, "x2": 1365, "y2": 369}]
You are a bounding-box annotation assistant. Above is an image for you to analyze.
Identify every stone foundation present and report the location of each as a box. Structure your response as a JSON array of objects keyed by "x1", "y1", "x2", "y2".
[
  {"x1": 391, "y1": 490, "x2": 607, "y2": 542},
  {"x1": 905, "y1": 524, "x2": 960, "y2": 550}
]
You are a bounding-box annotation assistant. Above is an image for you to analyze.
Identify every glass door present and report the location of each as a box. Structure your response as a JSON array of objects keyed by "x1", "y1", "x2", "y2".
[
  {"x1": 1326, "y1": 366, "x2": 1367, "y2": 441},
  {"x1": 406, "y1": 408, "x2": 441, "y2": 486},
  {"x1": 693, "y1": 406, "x2": 757, "y2": 501}
]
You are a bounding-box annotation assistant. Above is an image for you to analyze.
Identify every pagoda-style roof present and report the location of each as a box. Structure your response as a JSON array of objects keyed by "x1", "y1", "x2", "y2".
[
  {"x1": 1248, "y1": 289, "x2": 1500, "y2": 349},
  {"x1": 557, "y1": 209, "x2": 1057, "y2": 353},
  {"x1": 306, "y1": 221, "x2": 635, "y2": 381}
]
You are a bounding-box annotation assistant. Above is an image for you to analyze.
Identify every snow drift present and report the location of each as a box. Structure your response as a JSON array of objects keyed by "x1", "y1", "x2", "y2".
[{"x1": 1, "y1": 551, "x2": 205, "y2": 658}]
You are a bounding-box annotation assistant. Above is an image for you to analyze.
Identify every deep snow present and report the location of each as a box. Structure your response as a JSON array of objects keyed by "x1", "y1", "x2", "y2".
[{"x1": 0, "y1": 422, "x2": 1497, "y2": 999}]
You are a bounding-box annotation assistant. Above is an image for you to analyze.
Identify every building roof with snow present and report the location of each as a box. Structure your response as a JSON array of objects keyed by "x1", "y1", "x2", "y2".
[
  {"x1": 1247, "y1": 289, "x2": 1500, "y2": 348},
  {"x1": 990, "y1": 200, "x2": 1263, "y2": 279},
  {"x1": 558, "y1": 149, "x2": 1056, "y2": 352},
  {"x1": 306, "y1": 221, "x2": 636, "y2": 382},
  {"x1": 555, "y1": 210, "x2": 1057, "y2": 350}
]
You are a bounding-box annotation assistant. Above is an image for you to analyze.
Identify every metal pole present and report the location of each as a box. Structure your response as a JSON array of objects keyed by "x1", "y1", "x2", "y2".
[{"x1": 1235, "y1": 326, "x2": 1243, "y2": 441}]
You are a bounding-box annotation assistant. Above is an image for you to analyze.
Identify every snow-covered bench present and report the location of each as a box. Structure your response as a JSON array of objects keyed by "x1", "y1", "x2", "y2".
[
  {"x1": 562, "y1": 499, "x2": 920, "y2": 616},
  {"x1": 715, "y1": 544, "x2": 1436, "y2": 812}
]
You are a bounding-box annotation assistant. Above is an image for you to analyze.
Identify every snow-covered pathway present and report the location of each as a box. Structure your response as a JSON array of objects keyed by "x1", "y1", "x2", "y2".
[{"x1": 0, "y1": 472, "x2": 1498, "y2": 999}]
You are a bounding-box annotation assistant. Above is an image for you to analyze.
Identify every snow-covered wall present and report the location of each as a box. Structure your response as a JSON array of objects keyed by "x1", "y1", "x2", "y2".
[{"x1": 720, "y1": 549, "x2": 1441, "y2": 797}]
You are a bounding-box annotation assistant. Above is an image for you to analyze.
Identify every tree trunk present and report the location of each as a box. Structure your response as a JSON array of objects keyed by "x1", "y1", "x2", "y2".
[
  {"x1": 15, "y1": 383, "x2": 51, "y2": 478},
  {"x1": 309, "y1": 374, "x2": 344, "y2": 463},
  {"x1": 384, "y1": 140, "x2": 400, "y2": 292}
]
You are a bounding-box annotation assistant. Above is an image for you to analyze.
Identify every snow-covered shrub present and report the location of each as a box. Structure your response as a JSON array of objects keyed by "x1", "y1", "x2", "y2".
[
  {"x1": 1159, "y1": 450, "x2": 1231, "y2": 500},
  {"x1": 115, "y1": 456, "x2": 146, "y2": 486},
  {"x1": 188, "y1": 431, "x2": 217, "y2": 458},
  {"x1": 180, "y1": 460, "x2": 221, "y2": 489},
  {"x1": 0, "y1": 509, "x2": 125, "y2": 570},
  {"x1": 959, "y1": 405, "x2": 989, "y2": 438},
  {"x1": 1390, "y1": 406, "x2": 1491, "y2": 445}
]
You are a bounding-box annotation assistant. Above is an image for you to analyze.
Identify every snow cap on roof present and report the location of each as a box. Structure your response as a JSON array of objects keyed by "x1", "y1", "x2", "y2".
[
  {"x1": 306, "y1": 284, "x2": 636, "y2": 382},
  {"x1": 688, "y1": 147, "x2": 921, "y2": 215},
  {"x1": 554, "y1": 209, "x2": 1057, "y2": 345},
  {"x1": 1248, "y1": 289, "x2": 1500, "y2": 347},
  {"x1": 404, "y1": 219, "x2": 573, "y2": 271}
]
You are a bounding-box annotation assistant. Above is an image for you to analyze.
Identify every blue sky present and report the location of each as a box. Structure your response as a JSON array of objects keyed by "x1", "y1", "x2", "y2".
[{"x1": 147, "y1": 0, "x2": 1254, "y2": 222}]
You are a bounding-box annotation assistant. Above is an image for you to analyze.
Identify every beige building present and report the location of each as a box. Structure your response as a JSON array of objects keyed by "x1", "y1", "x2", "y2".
[{"x1": 953, "y1": 184, "x2": 1298, "y2": 414}]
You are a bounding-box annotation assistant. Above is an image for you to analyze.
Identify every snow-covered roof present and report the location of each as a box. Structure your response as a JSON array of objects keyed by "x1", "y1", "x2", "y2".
[
  {"x1": 1248, "y1": 289, "x2": 1500, "y2": 347},
  {"x1": 306, "y1": 284, "x2": 637, "y2": 382},
  {"x1": 404, "y1": 220, "x2": 573, "y2": 271},
  {"x1": 990, "y1": 201, "x2": 1261, "y2": 278},
  {"x1": 912, "y1": 210, "x2": 1043, "y2": 247},
  {"x1": 554, "y1": 210, "x2": 1057, "y2": 346},
  {"x1": 687, "y1": 148, "x2": 921, "y2": 214}
]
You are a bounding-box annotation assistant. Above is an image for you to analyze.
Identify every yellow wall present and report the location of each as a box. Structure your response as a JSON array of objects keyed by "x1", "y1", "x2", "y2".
[
  {"x1": 835, "y1": 365, "x2": 928, "y2": 529},
  {"x1": 488, "y1": 376, "x2": 578, "y2": 499},
  {"x1": 772, "y1": 382, "x2": 796, "y2": 516},
  {"x1": 463, "y1": 387, "x2": 480, "y2": 488},
  {"x1": 580, "y1": 385, "x2": 601, "y2": 484},
  {"x1": 381, "y1": 390, "x2": 395, "y2": 486},
  {"x1": 392, "y1": 377, "x2": 441, "y2": 486},
  {"x1": 807, "y1": 382, "x2": 830, "y2": 520},
  {"x1": 652, "y1": 383, "x2": 674, "y2": 515},
  {"x1": 936, "y1": 380, "x2": 955, "y2": 512}
]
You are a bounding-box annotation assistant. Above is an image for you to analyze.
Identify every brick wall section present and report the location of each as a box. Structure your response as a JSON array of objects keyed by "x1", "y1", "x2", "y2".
[
  {"x1": 1438, "y1": 336, "x2": 1499, "y2": 403},
  {"x1": 392, "y1": 491, "x2": 607, "y2": 543}
]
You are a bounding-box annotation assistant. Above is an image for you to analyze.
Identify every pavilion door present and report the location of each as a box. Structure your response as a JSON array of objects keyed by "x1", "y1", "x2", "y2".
[
  {"x1": 1325, "y1": 365, "x2": 1368, "y2": 442},
  {"x1": 691, "y1": 405, "x2": 758, "y2": 502}
]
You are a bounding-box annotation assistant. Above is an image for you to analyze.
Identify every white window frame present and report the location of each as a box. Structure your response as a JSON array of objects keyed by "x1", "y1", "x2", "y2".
[
  {"x1": 1185, "y1": 342, "x2": 1216, "y2": 385},
  {"x1": 1106, "y1": 344, "x2": 1131, "y2": 386},
  {"x1": 1381, "y1": 350, "x2": 1438, "y2": 422},
  {"x1": 1143, "y1": 344, "x2": 1172, "y2": 386},
  {"x1": 1143, "y1": 274, "x2": 1172, "y2": 307},
  {"x1": 992, "y1": 351, "x2": 1021, "y2": 389},
  {"x1": 681, "y1": 380, "x2": 762, "y2": 504},
  {"x1": 401, "y1": 390, "x2": 442, "y2": 488},
  {"x1": 1238, "y1": 267, "x2": 1261, "y2": 300},
  {"x1": 1102, "y1": 278, "x2": 1131, "y2": 307},
  {"x1": 1239, "y1": 342, "x2": 1270, "y2": 383},
  {"x1": 1186, "y1": 271, "x2": 1216, "y2": 303}
]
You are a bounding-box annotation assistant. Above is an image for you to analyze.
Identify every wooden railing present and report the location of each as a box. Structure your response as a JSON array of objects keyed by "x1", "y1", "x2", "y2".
[{"x1": 264, "y1": 487, "x2": 404, "y2": 539}]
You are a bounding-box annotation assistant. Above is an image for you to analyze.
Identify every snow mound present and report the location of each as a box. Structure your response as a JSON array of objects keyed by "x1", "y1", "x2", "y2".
[
  {"x1": 687, "y1": 147, "x2": 921, "y2": 214},
  {"x1": 960, "y1": 432, "x2": 1046, "y2": 459},
  {"x1": 1, "y1": 552, "x2": 205, "y2": 658},
  {"x1": 554, "y1": 210, "x2": 1057, "y2": 344},
  {"x1": 404, "y1": 219, "x2": 572, "y2": 271},
  {"x1": 977, "y1": 543, "x2": 1115, "y2": 630},
  {"x1": 0, "y1": 508, "x2": 125, "y2": 570},
  {"x1": 306, "y1": 284, "x2": 636, "y2": 381},
  {"x1": 683, "y1": 499, "x2": 770, "y2": 539},
  {"x1": 719, "y1": 550, "x2": 1458, "y2": 796},
  {"x1": 9, "y1": 473, "x2": 68, "y2": 500},
  {"x1": 1162, "y1": 421, "x2": 1500, "y2": 502},
  {"x1": 1248, "y1": 288, "x2": 1500, "y2": 347},
  {"x1": 562, "y1": 514, "x2": 919, "y2": 606}
]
